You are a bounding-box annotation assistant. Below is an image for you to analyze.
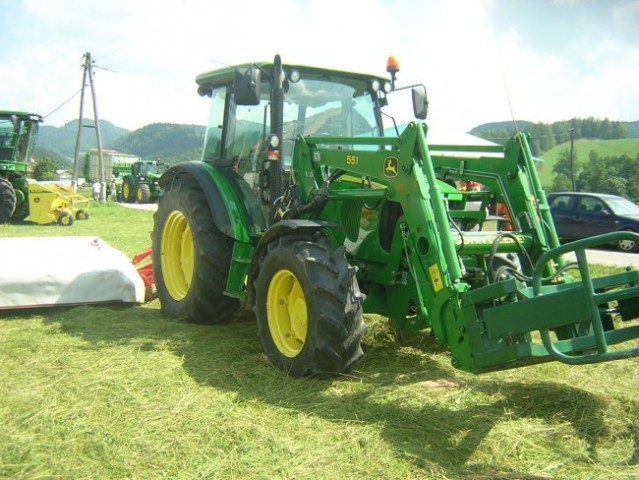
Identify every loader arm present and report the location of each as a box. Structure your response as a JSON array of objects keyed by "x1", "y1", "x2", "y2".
[{"x1": 287, "y1": 122, "x2": 639, "y2": 373}]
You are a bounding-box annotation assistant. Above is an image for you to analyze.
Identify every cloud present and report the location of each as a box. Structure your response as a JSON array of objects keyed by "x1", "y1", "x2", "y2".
[{"x1": 0, "y1": 0, "x2": 636, "y2": 135}]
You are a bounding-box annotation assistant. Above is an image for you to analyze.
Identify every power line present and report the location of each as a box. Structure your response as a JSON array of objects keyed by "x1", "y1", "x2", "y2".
[
  {"x1": 92, "y1": 63, "x2": 197, "y2": 97},
  {"x1": 42, "y1": 89, "x2": 82, "y2": 120}
]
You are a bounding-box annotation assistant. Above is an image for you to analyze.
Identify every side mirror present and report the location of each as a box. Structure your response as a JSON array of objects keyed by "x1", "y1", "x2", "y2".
[
  {"x1": 234, "y1": 67, "x2": 261, "y2": 106},
  {"x1": 411, "y1": 85, "x2": 428, "y2": 120}
]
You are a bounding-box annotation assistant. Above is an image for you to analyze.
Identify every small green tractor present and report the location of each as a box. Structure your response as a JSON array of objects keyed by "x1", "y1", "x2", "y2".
[
  {"x1": 121, "y1": 160, "x2": 162, "y2": 203},
  {"x1": 0, "y1": 110, "x2": 43, "y2": 223},
  {"x1": 152, "y1": 55, "x2": 639, "y2": 377}
]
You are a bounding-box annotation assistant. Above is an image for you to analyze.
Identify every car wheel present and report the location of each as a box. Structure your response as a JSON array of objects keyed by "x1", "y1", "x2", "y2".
[{"x1": 617, "y1": 229, "x2": 639, "y2": 253}]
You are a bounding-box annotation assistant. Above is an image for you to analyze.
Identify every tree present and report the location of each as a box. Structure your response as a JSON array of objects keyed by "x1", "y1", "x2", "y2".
[
  {"x1": 33, "y1": 158, "x2": 58, "y2": 181},
  {"x1": 550, "y1": 172, "x2": 572, "y2": 192}
]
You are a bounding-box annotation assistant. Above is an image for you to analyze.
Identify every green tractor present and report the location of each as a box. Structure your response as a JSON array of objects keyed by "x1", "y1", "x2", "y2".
[
  {"x1": 0, "y1": 111, "x2": 43, "y2": 223},
  {"x1": 121, "y1": 160, "x2": 162, "y2": 203},
  {"x1": 151, "y1": 55, "x2": 639, "y2": 377}
]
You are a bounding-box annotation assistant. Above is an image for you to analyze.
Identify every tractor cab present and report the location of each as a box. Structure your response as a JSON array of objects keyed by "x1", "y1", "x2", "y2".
[
  {"x1": 195, "y1": 56, "x2": 426, "y2": 231},
  {"x1": 0, "y1": 111, "x2": 42, "y2": 165}
]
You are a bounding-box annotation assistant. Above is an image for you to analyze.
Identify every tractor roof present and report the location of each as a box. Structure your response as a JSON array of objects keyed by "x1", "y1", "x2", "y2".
[
  {"x1": 0, "y1": 111, "x2": 43, "y2": 122},
  {"x1": 195, "y1": 61, "x2": 388, "y2": 96}
]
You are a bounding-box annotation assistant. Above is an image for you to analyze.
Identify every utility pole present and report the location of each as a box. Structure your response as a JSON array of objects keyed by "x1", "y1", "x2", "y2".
[
  {"x1": 569, "y1": 128, "x2": 576, "y2": 192},
  {"x1": 72, "y1": 52, "x2": 105, "y2": 202}
]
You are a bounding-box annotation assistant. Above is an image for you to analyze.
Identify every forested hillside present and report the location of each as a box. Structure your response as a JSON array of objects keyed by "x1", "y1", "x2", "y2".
[
  {"x1": 34, "y1": 117, "x2": 637, "y2": 182},
  {"x1": 539, "y1": 138, "x2": 639, "y2": 201},
  {"x1": 35, "y1": 119, "x2": 131, "y2": 168},
  {"x1": 471, "y1": 118, "x2": 634, "y2": 155},
  {"x1": 34, "y1": 121, "x2": 205, "y2": 167},
  {"x1": 112, "y1": 123, "x2": 205, "y2": 164}
]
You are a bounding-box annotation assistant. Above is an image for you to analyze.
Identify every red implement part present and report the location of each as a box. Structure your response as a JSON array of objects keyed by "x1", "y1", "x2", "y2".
[{"x1": 132, "y1": 247, "x2": 155, "y2": 302}]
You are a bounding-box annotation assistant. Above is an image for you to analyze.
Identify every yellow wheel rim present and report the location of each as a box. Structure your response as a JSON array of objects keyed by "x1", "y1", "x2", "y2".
[
  {"x1": 266, "y1": 269, "x2": 308, "y2": 357},
  {"x1": 161, "y1": 210, "x2": 194, "y2": 300},
  {"x1": 123, "y1": 182, "x2": 130, "y2": 199}
]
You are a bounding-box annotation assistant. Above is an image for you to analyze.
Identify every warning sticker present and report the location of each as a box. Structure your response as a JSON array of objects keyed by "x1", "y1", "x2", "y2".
[{"x1": 429, "y1": 264, "x2": 444, "y2": 292}]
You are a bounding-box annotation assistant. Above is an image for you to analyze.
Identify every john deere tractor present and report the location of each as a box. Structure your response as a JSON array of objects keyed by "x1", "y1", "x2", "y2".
[
  {"x1": 152, "y1": 55, "x2": 639, "y2": 377},
  {"x1": 121, "y1": 160, "x2": 162, "y2": 203},
  {"x1": 0, "y1": 111, "x2": 42, "y2": 222}
]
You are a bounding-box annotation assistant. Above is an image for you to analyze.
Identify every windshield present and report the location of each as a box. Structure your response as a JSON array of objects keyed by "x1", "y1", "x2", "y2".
[
  {"x1": 607, "y1": 196, "x2": 639, "y2": 216},
  {"x1": 139, "y1": 163, "x2": 159, "y2": 175},
  {"x1": 0, "y1": 115, "x2": 17, "y2": 161},
  {"x1": 281, "y1": 76, "x2": 379, "y2": 163},
  {"x1": 0, "y1": 114, "x2": 40, "y2": 163}
]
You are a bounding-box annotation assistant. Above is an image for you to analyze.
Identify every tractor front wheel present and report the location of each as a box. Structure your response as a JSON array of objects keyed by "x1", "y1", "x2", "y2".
[
  {"x1": 0, "y1": 178, "x2": 16, "y2": 223},
  {"x1": 152, "y1": 178, "x2": 239, "y2": 324},
  {"x1": 122, "y1": 177, "x2": 135, "y2": 203},
  {"x1": 254, "y1": 234, "x2": 366, "y2": 377},
  {"x1": 57, "y1": 213, "x2": 74, "y2": 226}
]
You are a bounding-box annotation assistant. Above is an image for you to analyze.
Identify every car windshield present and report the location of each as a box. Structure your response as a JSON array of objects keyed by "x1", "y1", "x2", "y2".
[{"x1": 607, "y1": 196, "x2": 639, "y2": 216}]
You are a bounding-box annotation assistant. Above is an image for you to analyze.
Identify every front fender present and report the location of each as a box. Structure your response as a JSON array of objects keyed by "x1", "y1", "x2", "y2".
[
  {"x1": 159, "y1": 161, "x2": 251, "y2": 242},
  {"x1": 248, "y1": 219, "x2": 339, "y2": 276}
]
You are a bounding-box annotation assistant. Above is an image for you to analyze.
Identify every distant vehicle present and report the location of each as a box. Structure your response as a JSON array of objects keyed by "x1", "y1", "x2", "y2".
[{"x1": 547, "y1": 192, "x2": 639, "y2": 253}]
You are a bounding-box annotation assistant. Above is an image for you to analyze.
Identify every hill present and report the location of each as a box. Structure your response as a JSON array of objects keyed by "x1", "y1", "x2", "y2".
[
  {"x1": 34, "y1": 117, "x2": 638, "y2": 177},
  {"x1": 538, "y1": 137, "x2": 639, "y2": 188},
  {"x1": 469, "y1": 120, "x2": 535, "y2": 134},
  {"x1": 626, "y1": 120, "x2": 639, "y2": 137},
  {"x1": 34, "y1": 121, "x2": 205, "y2": 166},
  {"x1": 470, "y1": 119, "x2": 637, "y2": 156},
  {"x1": 36, "y1": 119, "x2": 130, "y2": 163},
  {"x1": 112, "y1": 123, "x2": 205, "y2": 164}
]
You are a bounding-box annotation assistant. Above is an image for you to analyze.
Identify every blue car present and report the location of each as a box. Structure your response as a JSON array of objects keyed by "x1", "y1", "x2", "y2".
[{"x1": 547, "y1": 192, "x2": 639, "y2": 253}]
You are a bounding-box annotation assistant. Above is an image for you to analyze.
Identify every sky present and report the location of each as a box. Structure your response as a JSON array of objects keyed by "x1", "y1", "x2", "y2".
[{"x1": 0, "y1": 0, "x2": 637, "y2": 139}]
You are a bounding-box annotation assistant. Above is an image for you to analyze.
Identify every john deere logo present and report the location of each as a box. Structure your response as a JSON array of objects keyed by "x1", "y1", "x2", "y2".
[{"x1": 384, "y1": 156, "x2": 398, "y2": 178}]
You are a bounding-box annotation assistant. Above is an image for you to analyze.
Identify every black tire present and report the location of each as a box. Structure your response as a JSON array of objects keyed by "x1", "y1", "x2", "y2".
[
  {"x1": 136, "y1": 183, "x2": 151, "y2": 203},
  {"x1": 254, "y1": 233, "x2": 366, "y2": 377},
  {"x1": 152, "y1": 178, "x2": 239, "y2": 324},
  {"x1": 12, "y1": 201, "x2": 29, "y2": 221},
  {"x1": 617, "y1": 229, "x2": 639, "y2": 253},
  {"x1": 57, "y1": 213, "x2": 74, "y2": 226},
  {"x1": 122, "y1": 177, "x2": 136, "y2": 203},
  {"x1": 0, "y1": 177, "x2": 16, "y2": 223},
  {"x1": 75, "y1": 209, "x2": 89, "y2": 220}
]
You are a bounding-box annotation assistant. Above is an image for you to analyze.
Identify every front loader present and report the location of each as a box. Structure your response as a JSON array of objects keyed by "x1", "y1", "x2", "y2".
[{"x1": 152, "y1": 55, "x2": 639, "y2": 377}]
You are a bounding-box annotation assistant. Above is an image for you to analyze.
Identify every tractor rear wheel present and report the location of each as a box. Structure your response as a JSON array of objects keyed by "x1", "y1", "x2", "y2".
[
  {"x1": 136, "y1": 183, "x2": 151, "y2": 203},
  {"x1": 254, "y1": 234, "x2": 366, "y2": 377},
  {"x1": 152, "y1": 178, "x2": 239, "y2": 324},
  {"x1": 0, "y1": 178, "x2": 16, "y2": 223}
]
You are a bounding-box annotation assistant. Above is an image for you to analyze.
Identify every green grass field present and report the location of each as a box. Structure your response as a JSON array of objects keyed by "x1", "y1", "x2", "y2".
[
  {"x1": 1, "y1": 202, "x2": 639, "y2": 479},
  {"x1": 538, "y1": 138, "x2": 639, "y2": 189}
]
